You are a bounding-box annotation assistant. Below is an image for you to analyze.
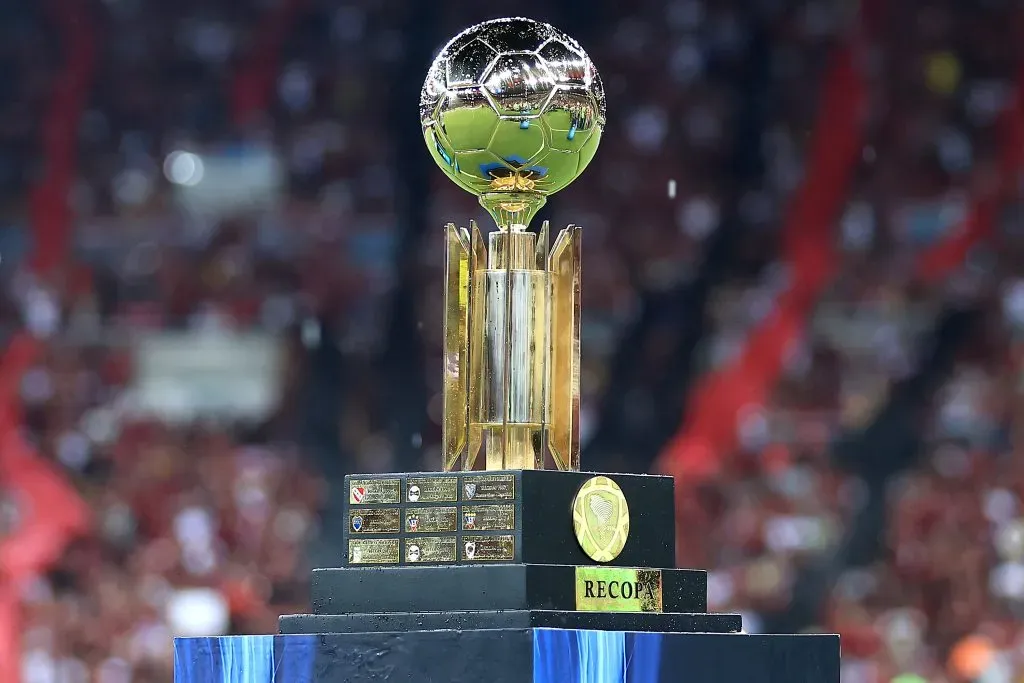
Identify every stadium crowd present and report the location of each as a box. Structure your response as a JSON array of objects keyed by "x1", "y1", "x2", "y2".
[{"x1": 0, "y1": 0, "x2": 1021, "y2": 682}]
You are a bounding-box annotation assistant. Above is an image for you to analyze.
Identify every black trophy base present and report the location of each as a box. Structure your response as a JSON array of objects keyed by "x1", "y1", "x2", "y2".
[
  {"x1": 176, "y1": 628, "x2": 840, "y2": 683},
  {"x1": 342, "y1": 469, "x2": 676, "y2": 567},
  {"x1": 311, "y1": 564, "x2": 708, "y2": 615},
  {"x1": 279, "y1": 609, "x2": 742, "y2": 635}
]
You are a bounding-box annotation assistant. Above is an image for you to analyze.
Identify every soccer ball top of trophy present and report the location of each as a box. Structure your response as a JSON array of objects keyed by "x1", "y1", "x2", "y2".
[
  {"x1": 422, "y1": 17, "x2": 605, "y2": 475},
  {"x1": 421, "y1": 17, "x2": 605, "y2": 231}
]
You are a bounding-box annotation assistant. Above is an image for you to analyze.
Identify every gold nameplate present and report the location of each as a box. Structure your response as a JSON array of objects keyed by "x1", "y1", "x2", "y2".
[
  {"x1": 575, "y1": 567, "x2": 662, "y2": 613},
  {"x1": 407, "y1": 476, "x2": 458, "y2": 503},
  {"x1": 404, "y1": 536, "x2": 457, "y2": 563},
  {"x1": 462, "y1": 474, "x2": 515, "y2": 501},
  {"x1": 348, "y1": 538, "x2": 400, "y2": 565},
  {"x1": 405, "y1": 506, "x2": 458, "y2": 533},
  {"x1": 349, "y1": 508, "x2": 401, "y2": 534},
  {"x1": 349, "y1": 478, "x2": 401, "y2": 505},
  {"x1": 462, "y1": 504, "x2": 515, "y2": 531},
  {"x1": 461, "y1": 534, "x2": 515, "y2": 561}
]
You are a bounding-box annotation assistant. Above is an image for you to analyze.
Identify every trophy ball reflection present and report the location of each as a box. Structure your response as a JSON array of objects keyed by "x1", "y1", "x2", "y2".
[{"x1": 421, "y1": 17, "x2": 606, "y2": 202}]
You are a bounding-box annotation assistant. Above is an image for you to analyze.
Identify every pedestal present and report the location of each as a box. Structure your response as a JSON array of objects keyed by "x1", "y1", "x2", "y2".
[
  {"x1": 175, "y1": 470, "x2": 839, "y2": 682},
  {"x1": 174, "y1": 629, "x2": 839, "y2": 682}
]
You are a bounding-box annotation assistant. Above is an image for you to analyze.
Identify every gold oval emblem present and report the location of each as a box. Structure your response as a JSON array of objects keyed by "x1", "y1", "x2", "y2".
[{"x1": 572, "y1": 476, "x2": 630, "y2": 562}]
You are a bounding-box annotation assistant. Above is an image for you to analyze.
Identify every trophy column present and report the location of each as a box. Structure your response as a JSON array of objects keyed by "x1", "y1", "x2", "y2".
[{"x1": 443, "y1": 221, "x2": 581, "y2": 472}]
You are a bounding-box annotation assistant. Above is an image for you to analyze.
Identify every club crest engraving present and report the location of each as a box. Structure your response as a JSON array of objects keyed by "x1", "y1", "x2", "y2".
[{"x1": 572, "y1": 476, "x2": 630, "y2": 562}]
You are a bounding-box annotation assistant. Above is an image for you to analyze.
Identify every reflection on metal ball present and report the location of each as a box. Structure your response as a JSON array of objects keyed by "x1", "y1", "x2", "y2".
[{"x1": 421, "y1": 17, "x2": 606, "y2": 229}]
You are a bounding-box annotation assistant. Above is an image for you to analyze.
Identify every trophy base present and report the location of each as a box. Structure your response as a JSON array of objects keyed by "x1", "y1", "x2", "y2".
[
  {"x1": 175, "y1": 629, "x2": 840, "y2": 682},
  {"x1": 279, "y1": 609, "x2": 741, "y2": 635},
  {"x1": 342, "y1": 469, "x2": 676, "y2": 567},
  {"x1": 311, "y1": 563, "x2": 708, "y2": 614}
]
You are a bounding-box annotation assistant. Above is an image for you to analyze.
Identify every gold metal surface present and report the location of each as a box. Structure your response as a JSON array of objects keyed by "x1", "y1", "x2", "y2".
[
  {"x1": 406, "y1": 476, "x2": 459, "y2": 503},
  {"x1": 465, "y1": 223, "x2": 486, "y2": 470},
  {"x1": 572, "y1": 476, "x2": 630, "y2": 562},
  {"x1": 349, "y1": 478, "x2": 401, "y2": 504},
  {"x1": 348, "y1": 508, "x2": 401, "y2": 534},
  {"x1": 405, "y1": 506, "x2": 459, "y2": 533},
  {"x1": 574, "y1": 568, "x2": 663, "y2": 612},
  {"x1": 548, "y1": 226, "x2": 582, "y2": 471},
  {"x1": 348, "y1": 538, "x2": 401, "y2": 565},
  {"x1": 404, "y1": 537, "x2": 458, "y2": 563},
  {"x1": 442, "y1": 226, "x2": 470, "y2": 471},
  {"x1": 421, "y1": 18, "x2": 605, "y2": 231},
  {"x1": 461, "y1": 474, "x2": 516, "y2": 500},
  {"x1": 461, "y1": 535, "x2": 516, "y2": 562},
  {"x1": 428, "y1": 18, "x2": 601, "y2": 472},
  {"x1": 462, "y1": 504, "x2": 516, "y2": 531}
]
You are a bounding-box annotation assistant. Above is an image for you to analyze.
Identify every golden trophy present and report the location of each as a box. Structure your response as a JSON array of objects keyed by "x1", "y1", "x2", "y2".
[
  {"x1": 270, "y1": 23, "x2": 839, "y2": 679},
  {"x1": 338, "y1": 17, "x2": 671, "y2": 570},
  {"x1": 420, "y1": 16, "x2": 605, "y2": 473}
]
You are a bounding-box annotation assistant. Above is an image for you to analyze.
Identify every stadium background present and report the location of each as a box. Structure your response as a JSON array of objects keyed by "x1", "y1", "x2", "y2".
[{"x1": 0, "y1": 0, "x2": 1023, "y2": 681}]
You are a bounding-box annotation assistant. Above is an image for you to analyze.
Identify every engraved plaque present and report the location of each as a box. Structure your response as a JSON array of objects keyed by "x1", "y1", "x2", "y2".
[
  {"x1": 575, "y1": 567, "x2": 663, "y2": 612},
  {"x1": 406, "y1": 476, "x2": 458, "y2": 503},
  {"x1": 348, "y1": 538, "x2": 400, "y2": 565},
  {"x1": 349, "y1": 478, "x2": 401, "y2": 505},
  {"x1": 404, "y1": 536, "x2": 458, "y2": 563},
  {"x1": 461, "y1": 504, "x2": 515, "y2": 531},
  {"x1": 405, "y1": 506, "x2": 458, "y2": 533},
  {"x1": 461, "y1": 474, "x2": 515, "y2": 501},
  {"x1": 461, "y1": 534, "x2": 515, "y2": 561},
  {"x1": 348, "y1": 508, "x2": 401, "y2": 534}
]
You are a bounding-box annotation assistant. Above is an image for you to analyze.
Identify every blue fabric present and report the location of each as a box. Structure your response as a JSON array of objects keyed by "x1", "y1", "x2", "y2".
[
  {"x1": 178, "y1": 628, "x2": 838, "y2": 682},
  {"x1": 220, "y1": 636, "x2": 273, "y2": 683},
  {"x1": 174, "y1": 635, "x2": 316, "y2": 683},
  {"x1": 627, "y1": 632, "x2": 663, "y2": 683},
  {"x1": 533, "y1": 629, "x2": 663, "y2": 683},
  {"x1": 534, "y1": 628, "x2": 583, "y2": 682},
  {"x1": 274, "y1": 635, "x2": 317, "y2": 683}
]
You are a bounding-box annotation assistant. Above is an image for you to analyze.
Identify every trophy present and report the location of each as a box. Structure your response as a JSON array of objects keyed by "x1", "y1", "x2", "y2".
[
  {"x1": 284, "y1": 17, "x2": 726, "y2": 634},
  {"x1": 178, "y1": 19, "x2": 839, "y2": 682},
  {"x1": 421, "y1": 16, "x2": 603, "y2": 475}
]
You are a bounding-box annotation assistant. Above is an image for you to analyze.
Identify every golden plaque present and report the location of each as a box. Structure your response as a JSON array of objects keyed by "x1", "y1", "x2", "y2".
[
  {"x1": 421, "y1": 17, "x2": 605, "y2": 472},
  {"x1": 575, "y1": 567, "x2": 663, "y2": 612},
  {"x1": 405, "y1": 537, "x2": 458, "y2": 564},
  {"x1": 461, "y1": 535, "x2": 516, "y2": 561},
  {"x1": 572, "y1": 476, "x2": 630, "y2": 562},
  {"x1": 348, "y1": 538, "x2": 401, "y2": 565}
]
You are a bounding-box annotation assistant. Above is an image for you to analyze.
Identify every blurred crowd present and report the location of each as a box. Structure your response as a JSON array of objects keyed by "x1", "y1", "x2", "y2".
[{"x1": 0, "y1": 0, "x2": 1022, "y2": 682}]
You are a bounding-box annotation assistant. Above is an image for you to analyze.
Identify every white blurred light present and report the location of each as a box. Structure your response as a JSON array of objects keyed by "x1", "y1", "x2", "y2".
[
  {"x1": 984, "y1": 488, "x2": 1018, "y2": 525},
  {"x1": 706, "y1": 571, "x2": 735, "y2": 610},
  {"x1": 302, "y1": 318, "x2": 321, "y2": 348},
  {"x1": 1003, "y1": 279, "x2": 1024, "y2": 328},
  {"x1": 164, "y1": 151, "x2": 205, "y2": 186},
  {"x1": 677, "y1": 196, "x2": 719, "y2": 239},
  {"x1": 113, "y1": 169, "x2": 153, "y2": 206},
  {"x1": 996, "y1": 520, "x2": 1024, "y2": 561},
  {"x1": 165, "y1": 588, "x2": 229, "y2": 637}
]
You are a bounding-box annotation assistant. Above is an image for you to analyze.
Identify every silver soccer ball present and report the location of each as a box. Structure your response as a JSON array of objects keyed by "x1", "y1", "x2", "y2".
[{"x1": 420, "y1": 17, "x2": 606, "y2": 204}]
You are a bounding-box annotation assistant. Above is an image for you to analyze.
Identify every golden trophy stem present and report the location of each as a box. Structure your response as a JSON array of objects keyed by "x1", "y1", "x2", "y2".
[
  {"x1": 479, "y1": 192, "x2": 547, "y2": 232},
  {"x1": 442, "y1": 217, "x2": 581, "y2": 472}
]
